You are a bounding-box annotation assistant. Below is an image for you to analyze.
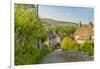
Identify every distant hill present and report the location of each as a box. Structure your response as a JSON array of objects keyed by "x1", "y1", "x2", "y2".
[{"x1": 41, "y1": 18, "x2": 78, "y2": 27}]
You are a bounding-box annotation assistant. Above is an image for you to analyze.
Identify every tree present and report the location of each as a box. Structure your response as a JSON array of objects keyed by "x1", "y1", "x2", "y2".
[
  {"x1": 60, "y1": 25, "x2": 77, "y2": 37},
  {"x1": 15, "y1": 4, "x2": 47, "y2": 48},
  {"x1": 15, "y1": 4, "x2": 48, "y2": 65}
]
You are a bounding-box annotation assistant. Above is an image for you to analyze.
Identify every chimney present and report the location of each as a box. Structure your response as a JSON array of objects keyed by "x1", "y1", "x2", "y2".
[
  {"x1": 89, "y1": 21, "x2": 93, "y2": 28},
  {"x1": 79, "y1": 21, "x2": 82, "y2": 27}
]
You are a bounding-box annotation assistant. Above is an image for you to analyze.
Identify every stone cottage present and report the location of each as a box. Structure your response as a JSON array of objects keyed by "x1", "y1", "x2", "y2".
[
  {"x1": 74, "y1": 22, "x2": 94, "y2": 44},
  {"x1": 43, "y1": 31, "x2": 63, "y2": 47}
]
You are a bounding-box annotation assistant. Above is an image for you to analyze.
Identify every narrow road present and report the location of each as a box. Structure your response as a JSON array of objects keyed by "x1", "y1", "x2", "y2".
[
  {"x1": 42, "y1": 49, "x2": 67, "y2": 64},
  {"x1": 41, "y1": 49, "x2": 93, "y2": 64}
]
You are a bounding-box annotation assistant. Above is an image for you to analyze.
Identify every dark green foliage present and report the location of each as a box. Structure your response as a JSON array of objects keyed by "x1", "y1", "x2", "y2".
[
  {"x1": 15, "y1": 44, "x2": 41, "y2": 65},
  {"x1": 49, "y1": 25, "x2": 59, "y2": 34},
  {"x1": 78, "y1": 40, "x2": 94, "y2": 56},
  {"x1": 64, "y1": 25, "x2": 77, "y2": 36},
  {"x1": 59, "y1": 25, "x2": 77, "y2": 37},
  {"x1": 15, "y1": 44, "x2": 51, "y2": 65},
  {"x1": 15, "y1": 4, "x2": 48, "y2": 65},
  {"x1": 15, "y1": 4, "x2": 47, "y2": 46},
  {"x1": 48, "y1": 24, "x2": 77, "y2": 37}
]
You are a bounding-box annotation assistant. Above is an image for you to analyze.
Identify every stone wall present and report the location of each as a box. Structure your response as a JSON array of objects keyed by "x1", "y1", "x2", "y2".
[{"x1": 61, "y1": 51, "x2": 93, "y2": 62}]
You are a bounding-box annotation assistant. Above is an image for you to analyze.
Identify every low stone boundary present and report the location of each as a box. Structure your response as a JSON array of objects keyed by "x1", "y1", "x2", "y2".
[{"x1": 61, "y1": 51, "x2": 93, "y2": 62}]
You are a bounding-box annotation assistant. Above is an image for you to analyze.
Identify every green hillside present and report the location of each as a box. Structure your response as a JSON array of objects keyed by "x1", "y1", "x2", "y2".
[{"x1": 42, "y1": 18, "x2": 78, "y2": 27}]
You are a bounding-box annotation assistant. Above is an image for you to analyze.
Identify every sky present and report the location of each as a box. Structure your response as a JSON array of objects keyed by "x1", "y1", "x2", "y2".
[{"x1": 38, "y1": 5, "x2": 94, "y2": 24}]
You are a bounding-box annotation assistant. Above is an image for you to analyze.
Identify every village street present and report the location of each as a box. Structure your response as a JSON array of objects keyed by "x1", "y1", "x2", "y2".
[
  {"x1": 41, "y1": 49, "x2": 94, "y2": 64},
  {"x1": 42, "y1": 49, "x2": 67, "y2": 63}
]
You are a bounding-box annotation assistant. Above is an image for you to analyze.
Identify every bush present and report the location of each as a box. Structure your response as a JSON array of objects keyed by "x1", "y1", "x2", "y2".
[
  {"x1": 78, "y1": 40, "x2": 94, "y2": 56},
  {"x1": 61, "y1": 37, "x2": 79, "y2": 51},
  {"x1": 47, "y1": 45, "x2": 53, "y2": 52},
  {"x1": 15, "y1": 44, "x2": 52, "y2": 65},
  {"x1": 15, "y1": 44, "x2": 41, "y2": 65}
]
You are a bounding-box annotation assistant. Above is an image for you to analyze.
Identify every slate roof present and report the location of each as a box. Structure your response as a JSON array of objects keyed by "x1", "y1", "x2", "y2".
[{"x1": 47, "y1": 31, "x2": 56, "y2": 39}]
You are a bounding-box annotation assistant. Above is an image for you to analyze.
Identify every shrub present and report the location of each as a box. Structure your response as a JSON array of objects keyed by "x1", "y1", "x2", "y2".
[
  {"x1": 61, "y1": 37, "x2": 79, "y2": 51},
  {"x1": 15, "y1": 44, "x2": 41, "y2": 65},
  {"x1": 78, "y1": 40, "x2": 94, "y2": 56},
  {"x1": 15, "y1": 44, "x2": 52, "y2": 65},
  {"x1": 47, "y1": 45, "x2": 53, "y2": 52}
]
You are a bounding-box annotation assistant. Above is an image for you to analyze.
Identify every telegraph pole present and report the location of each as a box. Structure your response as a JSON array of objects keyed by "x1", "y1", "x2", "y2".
[
  {"x1": 35, "y1": 4, "x2": 42, "y2": 49},
  {"x1": 36, "y1": 4, "x2": 39, "y2": 18}
]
